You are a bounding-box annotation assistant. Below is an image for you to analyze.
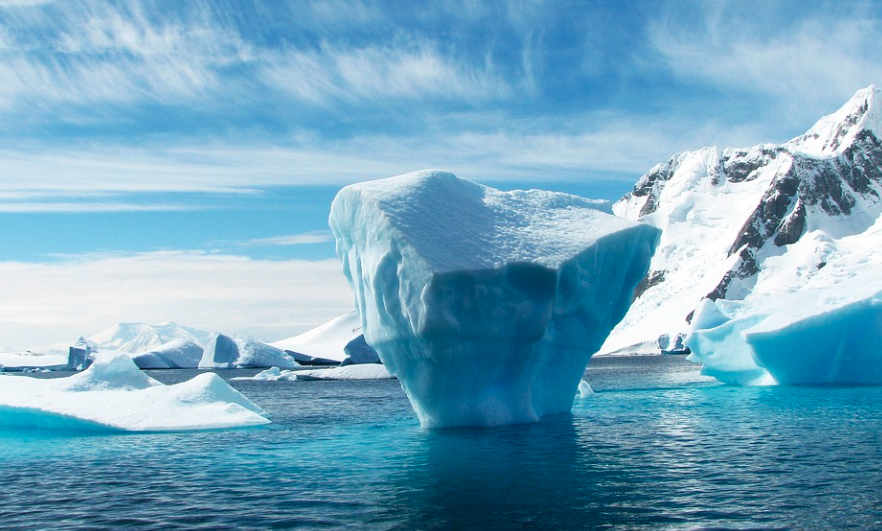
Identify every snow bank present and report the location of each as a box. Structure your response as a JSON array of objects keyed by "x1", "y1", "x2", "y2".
[
  {"x1": 0, "y1": 353, "x2": 270, "y2": 431},
  {"x1": 237, "y1": 364, "x2": 393, "y2": 381},
  {"x1": 329, "y1": 170, "x2": 659, "y2": 427}
]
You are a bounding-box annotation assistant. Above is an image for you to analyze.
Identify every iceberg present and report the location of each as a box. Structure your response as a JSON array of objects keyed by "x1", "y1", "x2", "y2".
[
  {"x1": 688, "y1": 285, "x2": 882, "y2": 386},
  {"x1": 0, "y1": 353, "x2": 270, "y2": 431},
  {"x1": 688, "y1": 221, "x2": 882, "y2": 385},
  {"x1": 329, "y1": 170, "x2": 659, "y2": 427},
  {"x1": 236, "y1": 364, "x2": 394, "y2": 381},
  {"x1": 131, "y1": 338, "x2": 205, "y2": 369},
  {"x1": 199, "y1": 333, "x2": 300, "y2": 369}
]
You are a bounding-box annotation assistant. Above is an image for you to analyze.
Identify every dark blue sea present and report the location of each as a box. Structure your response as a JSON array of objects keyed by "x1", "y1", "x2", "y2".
[{"x1": 2, "y1": 356, "x2": 881, "y2": 530}]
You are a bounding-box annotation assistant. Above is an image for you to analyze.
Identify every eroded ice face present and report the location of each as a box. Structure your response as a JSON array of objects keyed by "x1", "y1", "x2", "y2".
[{"x1": 330, "y1": 170, "x2": 659, "y2": 428}]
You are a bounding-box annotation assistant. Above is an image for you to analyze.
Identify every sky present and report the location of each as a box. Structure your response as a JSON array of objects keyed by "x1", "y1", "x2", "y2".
[{"x1": 1, "y1": 0, "x2": 881, "y2": 349}]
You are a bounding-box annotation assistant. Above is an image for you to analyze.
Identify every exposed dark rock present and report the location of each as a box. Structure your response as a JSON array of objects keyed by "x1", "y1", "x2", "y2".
[{"x1": 632, "y1": 270, "x2": 666, "y2": 301}]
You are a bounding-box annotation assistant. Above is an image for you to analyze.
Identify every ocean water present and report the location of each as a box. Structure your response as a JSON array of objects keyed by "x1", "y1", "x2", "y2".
[{"x1": 1, "y1": 356, "x2": 881, "y2": 530}]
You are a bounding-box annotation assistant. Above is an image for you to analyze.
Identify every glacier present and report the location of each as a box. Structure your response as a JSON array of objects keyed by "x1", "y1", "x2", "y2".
[
  {"x1": 329, "y1": 170, "x2": 659, "y2": 428},
  {"x1": 0, "y1": 352, "x2": 270, "y2": 431}
]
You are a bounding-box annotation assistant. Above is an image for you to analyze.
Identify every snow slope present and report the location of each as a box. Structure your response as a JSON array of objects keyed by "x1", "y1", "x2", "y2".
[
  {"x1": 604, "y1": 85, "x2": 882, "y2": 359},
  {"x1": 271, "y1": 311, "x2": 380, "y2": 365},
  {"x1": 330, "y1": 170, "x2": 659, "y2": 427},
  {"x1": 0, "y1": 353, "x2": 269, "y2": 431}
]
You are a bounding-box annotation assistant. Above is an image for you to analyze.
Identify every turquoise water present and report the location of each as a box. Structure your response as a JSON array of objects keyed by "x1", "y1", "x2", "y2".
[{"x1": 2, "y1": 356, "x2": 881, "y2": 530}]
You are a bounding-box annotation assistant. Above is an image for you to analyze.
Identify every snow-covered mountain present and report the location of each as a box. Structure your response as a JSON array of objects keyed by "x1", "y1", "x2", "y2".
[
  {"x1": 602, "y1": 85, "x2": 882, "y2": 354},
  {"x1": 87, "y1": 322, "x2": 214, "y2": 353}
]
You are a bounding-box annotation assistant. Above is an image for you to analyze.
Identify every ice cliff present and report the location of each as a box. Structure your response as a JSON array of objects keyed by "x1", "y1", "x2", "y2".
[{"x1": 330, "y1": 170, "x2": 659, "y2": 427}]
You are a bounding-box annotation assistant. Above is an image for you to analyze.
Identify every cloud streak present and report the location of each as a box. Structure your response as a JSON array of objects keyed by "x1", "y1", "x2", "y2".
[{"x1": 243, "y1": 231, "x2": 334, "y2": 247}]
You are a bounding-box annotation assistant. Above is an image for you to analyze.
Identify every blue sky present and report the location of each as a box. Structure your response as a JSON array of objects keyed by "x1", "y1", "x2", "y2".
[{"x1": 1, "y1": 0, "x2": 881, "y2": 348}]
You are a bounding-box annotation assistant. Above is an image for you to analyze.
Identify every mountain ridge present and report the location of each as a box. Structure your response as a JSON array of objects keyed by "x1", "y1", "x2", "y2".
[{"x1": 603, "y1": 85, "x2": 882, "y2": 353}]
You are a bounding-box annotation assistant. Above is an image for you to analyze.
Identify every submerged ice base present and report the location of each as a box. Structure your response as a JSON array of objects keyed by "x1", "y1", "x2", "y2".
[{"x1": 330, "y1": 171, "x2": 659, "y2": 427}]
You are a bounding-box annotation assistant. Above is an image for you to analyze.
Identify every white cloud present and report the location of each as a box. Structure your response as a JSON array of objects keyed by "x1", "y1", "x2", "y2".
[
  {"x1": 0, "y1": 201, "x2": 195, "y2": 213},
  {"x1": 244, "y1": 231, "x2": 334, "y2": 246},
  {"x1": 649, "y1": 3, "x2": 882, "y2": 126},
  {"x1": 262, "y1": 41, "x2": 511, "y2": 105},
  {"x1": 0, "y1": 251, "x2": 354, "y2": 350}
]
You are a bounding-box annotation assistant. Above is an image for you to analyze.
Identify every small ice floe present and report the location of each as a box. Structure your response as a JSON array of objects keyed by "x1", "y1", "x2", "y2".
[
  {"x1": 0, "y1": 353, "x2": 270, "y2": 432},
  {"x1": 577, "y1": 379, "x2": 595, "y2": 398},
  {"x1": 235, "y1": 364, "x2": 394, "y2": 382}
]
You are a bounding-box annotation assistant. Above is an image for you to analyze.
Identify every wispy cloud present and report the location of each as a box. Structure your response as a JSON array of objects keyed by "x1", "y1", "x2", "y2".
[
  {"x1": 0, "y1": 251, "x2": 354, "y2": 350},
  {"x1": 0, "y1": 201, "x2": 195, "y2": 213},
  {"x1": 262, "y1": 42, "x2": 512, "y2": 106},
  {"x1": 243, "y1": 231, "x2": 334, "y2": 246},
  {"x1": 648, "y1": 1, "x2": 882, "y2": 127}
]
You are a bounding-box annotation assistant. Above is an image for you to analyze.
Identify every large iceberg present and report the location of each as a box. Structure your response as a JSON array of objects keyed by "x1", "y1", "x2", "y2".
[
  {"x1": 0, "y1": 353, "x2": 270, "y2": 431},
  {"x1": 329, "y1": 170, "x2": 659, "y2": 427}
]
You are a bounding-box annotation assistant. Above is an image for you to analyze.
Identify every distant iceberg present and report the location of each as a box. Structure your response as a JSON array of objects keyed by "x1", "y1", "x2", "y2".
[
  {"x1": 236, "y1": 364, "x2": 394, "y2": 381},
  {"x1": 0, "y1": 353, "x2": 270, "y2": 431},
  {"x1": 199, "y1": 333, "x2": 300, "y2": 369},
  {"x1": 330, "y1": 170, "x2": 659, "y2": 428}
]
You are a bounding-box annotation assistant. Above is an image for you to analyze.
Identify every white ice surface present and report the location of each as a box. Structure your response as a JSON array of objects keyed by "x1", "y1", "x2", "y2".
[
  {"x1": 0, "y1": 351, "x2": 68, "y2": 370},
  {"x1": 200, "y1": 334, "x2": 300, "y2": 369},
  {"x1": 330, "y1": 170, "x2": 659, "y2": 427},
  {"x1": 130, "y1": 338, "x2": 205, "y2": 369},
  {"x1": 0, "y1": 353, "x2": 270, "y2": 431},
  {"x1": 236, "y1": 364, "x2": 393, "y2": 381}
]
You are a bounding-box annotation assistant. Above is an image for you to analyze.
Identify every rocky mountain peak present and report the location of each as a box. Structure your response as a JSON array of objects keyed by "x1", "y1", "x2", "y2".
[{"x1": 787, "y1": 85, "x2": 881, "y2": 157}]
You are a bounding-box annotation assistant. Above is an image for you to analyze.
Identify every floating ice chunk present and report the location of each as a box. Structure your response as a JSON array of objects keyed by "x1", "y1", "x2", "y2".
[
  {"x1": 131, "y1": 339, "x2": 205, "y2": 369},
  {"x1": 236, "y1": 364, "x2": 393, "y2": 381},
  {"x1": 294, "y1": 364, "x2": 393, "y2": 381},
  {"x1": 0, "y1": 353, "x2": 269, "y2": 431},
  {"x1": 329, "y1": 170, "x2": 659, "y2": 427},
  {"x1": 688, "y1": 283, "x2": 882, "y2": 385},
  {"x1": 0, "y1": 351, "x2": 68, "y2": 372},
  {"x1": 200, "y1": 334, "x2": 300, "y2": 369},
  {"x1": 577, "y1": 379, "x2": 595, "y2": 398},
  {"x1": 745, "y1": 292, "x2": 882, "y2": 385}
]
